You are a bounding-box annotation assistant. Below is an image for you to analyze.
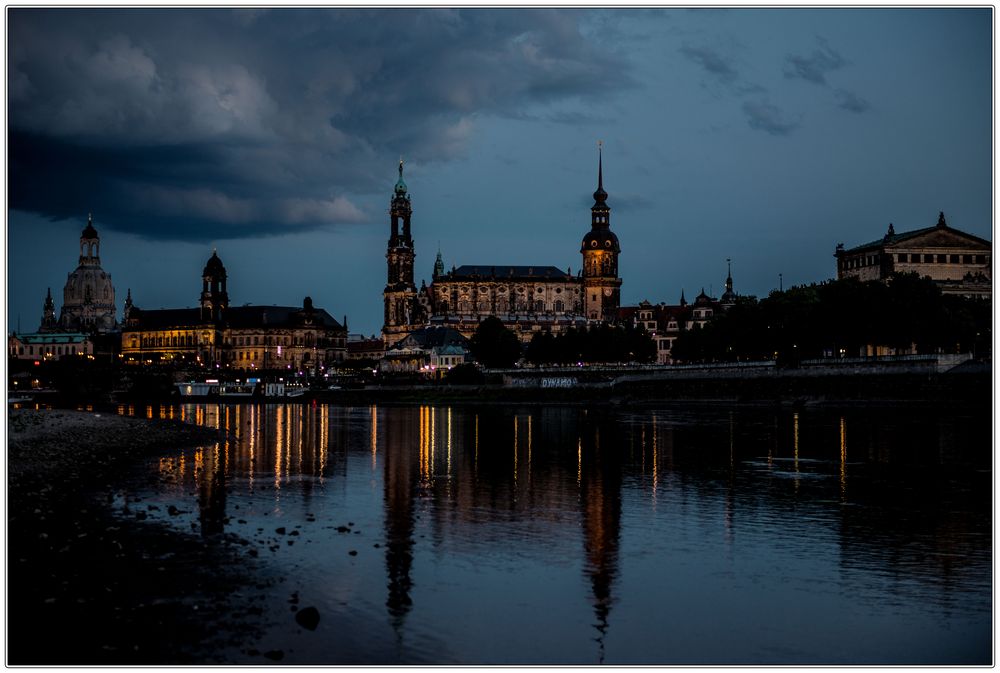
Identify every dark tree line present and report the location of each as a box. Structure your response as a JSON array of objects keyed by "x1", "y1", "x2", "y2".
[
  {"x1": 468, "y1": 316, "x2": 658, "y2": 368},
  {"x1": 671, "y1": 273, "x2": 991, "y2": 364},
  {"x1": 524, "y1": 322, "x2": 656, "y2": 366}
]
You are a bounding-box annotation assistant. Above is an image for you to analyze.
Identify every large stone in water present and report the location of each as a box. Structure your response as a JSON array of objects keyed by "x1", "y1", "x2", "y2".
[{"x1": 295, "y1": 606, "x2": 320, "y2": 631}]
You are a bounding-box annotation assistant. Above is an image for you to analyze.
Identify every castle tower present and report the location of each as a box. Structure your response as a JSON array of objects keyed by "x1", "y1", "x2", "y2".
[
  {"x1": 39, "y1": 288, "x2": 57, "y2": 332},
  {"x1": 720, "y1": 258, "x2": 737, "y2": 310},
  {"x1": 59, "y1": 214, "x2": 117, "y2": 333},
  {"x1": 433, "y1": 246, "x2": 444, "y2": 280},
  {"x1": 581, "y1": 144, "x2": 622, "y2": 322},
  {"x1": 200, "y1": 250, "x2": 229, "y2": 322},
  {"x1": 383, "y1": 159, "x2": 420, "y2": 345},
  {"x1": 123, "y1": 288, "x2": 134, "y2": 322}
]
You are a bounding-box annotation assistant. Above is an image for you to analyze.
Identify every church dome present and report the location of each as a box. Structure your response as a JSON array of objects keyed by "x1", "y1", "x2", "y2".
[
  {"x1": 61, "y1": 266, "x2": 116, "y2": 331},
  {"x1": 203, "y1": 251, "x2": 226, "y2": 277},
  {"x1": 580, "y1": 229, "x2": 620, "y2": 254},
  {"x1": 394, "y1": 158, "x2": 408, "y2": 196},
  {"x1": 81, "y1": 216, "x2": 98, "y2": 240}
]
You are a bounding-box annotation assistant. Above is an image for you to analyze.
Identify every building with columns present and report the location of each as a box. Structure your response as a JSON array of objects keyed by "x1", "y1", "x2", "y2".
[
  {"x1": 382, "y1": 147, "x2": 622, "y2": 346},
  {"x1": 835, "y1": 212, "x2": 990, "y2": 299}
]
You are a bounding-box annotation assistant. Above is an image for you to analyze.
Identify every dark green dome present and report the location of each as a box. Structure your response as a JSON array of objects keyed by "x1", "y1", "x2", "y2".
[{"x1": 394, "y1": 158, "x2": 407, "y2": 196}]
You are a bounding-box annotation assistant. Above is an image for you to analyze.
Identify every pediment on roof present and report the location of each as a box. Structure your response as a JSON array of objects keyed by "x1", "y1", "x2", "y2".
[{"x1": 888, "y1": 227, "x2": 990, "y2": 250}]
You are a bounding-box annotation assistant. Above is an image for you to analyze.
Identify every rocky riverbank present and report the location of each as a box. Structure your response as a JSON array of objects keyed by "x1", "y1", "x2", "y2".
[{"x1": 7, "y1": 409, "x2": 271, "y2": 665}]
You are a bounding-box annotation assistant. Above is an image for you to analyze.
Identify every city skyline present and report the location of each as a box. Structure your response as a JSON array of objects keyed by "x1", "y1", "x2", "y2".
[{"x1": 7, "y1": 8, "x2": 992, "y2": 337}]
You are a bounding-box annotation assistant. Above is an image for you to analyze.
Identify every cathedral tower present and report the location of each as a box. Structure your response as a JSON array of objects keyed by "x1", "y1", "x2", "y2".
[
  {"x1": 200, "y1": 250, "x2": 229, "y2": 322},
  {"x1": 383, "y1": 159, "x2": 421, "y2": 345},
  {"x1": 581, "y1": 144, "x2": 622, "y2": 321}
]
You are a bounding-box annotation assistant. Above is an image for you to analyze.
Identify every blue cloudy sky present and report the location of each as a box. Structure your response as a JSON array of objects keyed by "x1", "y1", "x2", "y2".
[{"x1": 6, "y1": 8, "x2": 992, "y2": 336}]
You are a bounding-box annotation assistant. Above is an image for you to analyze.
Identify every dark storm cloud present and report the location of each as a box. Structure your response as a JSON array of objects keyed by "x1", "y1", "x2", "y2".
[
  {"x1": 9, "y1": 8, "x2": 633, "y2": 241},
  {"x1": 834, "y1": 88, "x2": 871, "y2": 114},
  {"x1": 783, "y1": 38, "x2": 847, "y2": 85},
  {"x1": 741, "y1": 100, "x2": 799, "y2": 136},
  {"x1": 679, "y1": 44, "x2": 738, "y2": 83}
]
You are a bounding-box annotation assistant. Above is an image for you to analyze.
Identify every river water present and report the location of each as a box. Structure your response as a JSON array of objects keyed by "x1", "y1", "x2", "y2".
[{"x1": 116, "y1": 402, "x2": 991, "y2": 665}]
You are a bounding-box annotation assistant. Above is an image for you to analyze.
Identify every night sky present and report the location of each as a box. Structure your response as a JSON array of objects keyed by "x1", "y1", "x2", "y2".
[{"x1": 6, "y1": 8, "x2": 992, "y2": 337}]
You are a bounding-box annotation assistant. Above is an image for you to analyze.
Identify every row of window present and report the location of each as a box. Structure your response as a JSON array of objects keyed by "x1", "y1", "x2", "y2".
[
  {"x1": 14, "y1": 345, "x2": 86, "y2": 356},
  {"x1": 896, "y1": 253, "x2": 987, "y2": 265},
  {"x1": 131, "y1": 333, "x2": 345, "y2": 349},
  {"x1": 439, "y1": 300, "x2": 575, "y2": 314},
  {"x1": 848, "y1": 252, "x2": 989, "y2": 270}
]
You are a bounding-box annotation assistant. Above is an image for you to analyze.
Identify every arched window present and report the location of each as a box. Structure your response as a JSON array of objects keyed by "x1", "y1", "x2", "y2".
[{"x1": 554, "y1": 300, "x2": 564, "y2": 312}]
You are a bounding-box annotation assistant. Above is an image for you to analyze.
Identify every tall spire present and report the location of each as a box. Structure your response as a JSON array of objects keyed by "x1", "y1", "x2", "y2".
[
  {"x1": 593, "y1": 140, "x2": 608, "y2": 206},
  {"x1": 433, "y1": 244, "x2": 444, "y2": 279}
]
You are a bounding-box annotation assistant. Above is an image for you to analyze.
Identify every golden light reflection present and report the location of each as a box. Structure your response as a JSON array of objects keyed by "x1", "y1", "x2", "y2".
[
  {"x1": 447, "y1": 407, "x2": 453, "y2": 478},
  {"x1": 292, "y1": 405, "x2": 300, "y2": 477},
  {"x1": 577, "y1": 437, "x2": 582, "y2": 488},
  {"x1": 430, "y1": 407, "x2": 436, "y2": 478},
  {"x1": 419, "y1": 406, "x2": 430, "y2": 483},
  {"x1": 839, "y1": 417, "x2": 847, "y2": 501},
  {"x1": 275, "y1": 404, "x2": 285, "y2": 490},
  {"x1": 146, "y1": 404, "x2": 153, "y2": 419},
  {"x1": 474, "y1": 414, "x2": 479, "y2": 477},
  {"x1": 320, "y1": 405, "x2": 329, "y2": 480},
  {"x1": 245, "y1": 405, "x2": 254, "y2": 493}
]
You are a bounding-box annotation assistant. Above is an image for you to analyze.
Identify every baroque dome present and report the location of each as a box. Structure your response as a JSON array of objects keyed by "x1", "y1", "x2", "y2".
[
  {"x1": 203, "y1": 251, "x2": 226, "y2": 277},
  {"x1": 580, "y1": 229, "x2": 620, "y2": 254}
]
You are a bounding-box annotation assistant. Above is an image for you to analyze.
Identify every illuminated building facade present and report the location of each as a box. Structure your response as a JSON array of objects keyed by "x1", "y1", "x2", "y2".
[
  {"x1": 835, "y1": 212, "x2": 991, "y2": 299},
  {"x1": 382, "y1": 148, "x2": 622, "y2": 346},
  {"x1": 121, "y1": 251, "x2": 347, "y2": 370},
  {"x1": 8, "y1": 332, "x2": 94, "y2": 361}
]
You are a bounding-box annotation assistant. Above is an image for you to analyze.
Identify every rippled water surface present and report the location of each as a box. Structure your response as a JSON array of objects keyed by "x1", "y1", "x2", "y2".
[{"x1": 118, "y1": 402, "x2": 991, "y2": 664}]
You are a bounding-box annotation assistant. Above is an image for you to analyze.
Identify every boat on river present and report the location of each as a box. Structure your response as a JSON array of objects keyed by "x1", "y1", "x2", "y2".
[{"x1": 175, "y1": 379, "x2": 256, "y2": 399}]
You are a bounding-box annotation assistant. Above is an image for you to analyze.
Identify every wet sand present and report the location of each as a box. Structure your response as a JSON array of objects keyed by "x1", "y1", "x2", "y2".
[{"x1": 7, "y1": 409, "x2": 271, "y2": 665}]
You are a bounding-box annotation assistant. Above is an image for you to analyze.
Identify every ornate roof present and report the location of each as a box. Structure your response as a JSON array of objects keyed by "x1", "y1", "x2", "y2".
[
  {"x1": 840, "y1": 213, "x2": 990, "y2": 254},
  {"x1": 203, "y1": 251, "x2": 226, "y2": 276},
  {"x1": 127, "y1": 305, "x2": 343, "y2": 330},
  {"x1": 581, "y1": 229, "x2": 620, "y2": 253},
  {"x1": 447, "y1": 265, "x2": 574, "y2": 281},
  {"x1": 81, "y1": 214, "x2": 98, "y2": 239}
]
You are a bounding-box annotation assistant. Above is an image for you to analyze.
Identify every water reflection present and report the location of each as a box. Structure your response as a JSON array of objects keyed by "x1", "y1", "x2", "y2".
[
  {"x1": 117, "y1": 402, "x2": 990, "y2": 664},
  {"x1": 383, "y1": 406, "x2": 417, "y2": 634},
  {"x1": 578, "y1": 418, "x2": 621, "y2": 663}
]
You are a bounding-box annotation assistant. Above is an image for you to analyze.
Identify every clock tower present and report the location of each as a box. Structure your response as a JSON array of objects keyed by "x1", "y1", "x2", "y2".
[{"x1": 581, "y1": 144, "x2": 622, "y2": 322}]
